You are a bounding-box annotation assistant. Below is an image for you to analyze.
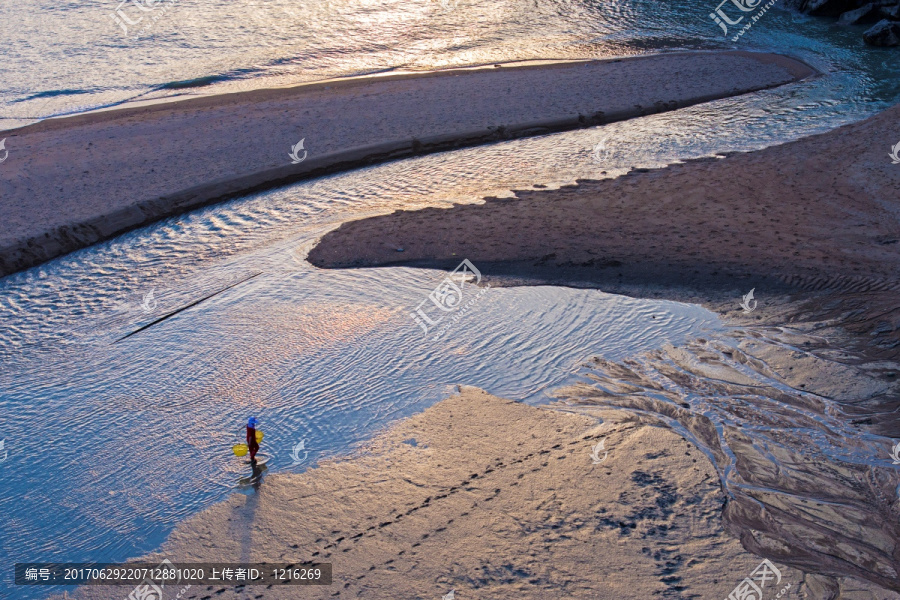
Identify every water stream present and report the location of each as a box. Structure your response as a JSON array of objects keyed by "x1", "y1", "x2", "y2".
[{"x1": 2, "y1": 0, "x2": 900, "y2": 597}]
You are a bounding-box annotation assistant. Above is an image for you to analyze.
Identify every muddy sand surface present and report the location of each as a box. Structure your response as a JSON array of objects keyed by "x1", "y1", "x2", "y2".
[
  {"x1": 44, "y1": 65, "x2": 900, "y2": 600},
  {"x1": 309, "y1": 103, "x2": 900, "y2": 360},
  {"x1": 306, "y1": 102, "x2": 900, "y2": 594},
  {"x1": 0, "y1": 51, "x2": 814, "y2": 278},
  {"x1": 68, "y1": 387, "x2": 827, "y2": 600}
]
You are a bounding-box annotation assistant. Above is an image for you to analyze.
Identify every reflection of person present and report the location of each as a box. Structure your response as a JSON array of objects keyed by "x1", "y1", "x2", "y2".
[
  {"x1": 237, "y1": 457, "x2": 267, "y2": 492},
  {"x1": 249, "y1": 459, "x2": 266, "y2": 492},
  {"x1": 246, "y1": 417, "x2": 260, "y2": 461}
]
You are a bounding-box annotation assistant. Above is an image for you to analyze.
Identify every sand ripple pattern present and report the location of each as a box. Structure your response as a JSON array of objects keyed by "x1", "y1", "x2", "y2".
[
  {"x1": 0, "y1": 13, "x2": 899, "y2": 592},
  {"x1": 557, "y1": 328, "x2": 900, "y2": 591}
]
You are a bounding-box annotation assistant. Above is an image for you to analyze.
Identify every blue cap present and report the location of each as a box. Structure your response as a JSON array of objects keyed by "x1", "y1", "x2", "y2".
[{"x1": 248, "y1": 417, "x2": 258, "y2": 427}]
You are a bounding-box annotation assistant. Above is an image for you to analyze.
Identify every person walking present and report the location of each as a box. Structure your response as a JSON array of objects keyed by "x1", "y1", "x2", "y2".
[{"x1": 246, "y1": 417, "x2": 260, "y2": 461}]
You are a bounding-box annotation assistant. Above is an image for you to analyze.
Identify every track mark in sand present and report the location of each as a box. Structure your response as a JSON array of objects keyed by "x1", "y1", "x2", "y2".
[
  {"x1": 319, "y1": 432, "x2": 615, "y2": 592},
  {"x1": 116, "y1": 271, "x2": 263, "y2": 342}
]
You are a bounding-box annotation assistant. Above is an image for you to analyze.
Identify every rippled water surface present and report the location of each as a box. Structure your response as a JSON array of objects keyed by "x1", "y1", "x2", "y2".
[
  {"x1": 2, "y1": 0, "x2": 900, "y2": 130},
  {"x1": 0, "y1": 155, "x2": 728, "y2": 600},
  {"x1": 2, "y1": 0, "x2": 900, "y2": 597}
]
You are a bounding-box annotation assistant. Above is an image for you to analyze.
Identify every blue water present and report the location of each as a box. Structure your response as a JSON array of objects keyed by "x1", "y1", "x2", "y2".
[
  {"x1": 0, "y1": 163, "x2": 725, "y2": 600},
  {"x1": 2, "y1": 0, "x2": 900, "y2": 598},
  {"x1": 1, "y1": 0, "x2": 899, "y2": 129}
]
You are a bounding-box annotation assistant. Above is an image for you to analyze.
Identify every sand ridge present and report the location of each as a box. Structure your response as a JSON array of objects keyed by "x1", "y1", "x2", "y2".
[
  {"x1": 303, "y1": 101, "x2": 900, "y2": 594},
  {"x1": 308, "y1": 103, "x2": 900, "y2": 357},
  {"x1": 0, "y1": 51, "x2": 814, "y2": 279}
]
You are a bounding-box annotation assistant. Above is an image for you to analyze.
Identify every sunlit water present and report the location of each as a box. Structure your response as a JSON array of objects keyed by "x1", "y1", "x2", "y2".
[
  {"x1": 0, "y1": 150, "x2": 728, "y2": 600},
  {"x1": 2, "y1": 0, "x2": 900, "y2": 597},
  {"x1": 1, "y1": 0, "x2": 899, "y2": 130}
]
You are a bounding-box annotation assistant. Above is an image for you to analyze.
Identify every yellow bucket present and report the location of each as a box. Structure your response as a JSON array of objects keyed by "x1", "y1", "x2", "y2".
[
  {"x1": 232, "y1": 443, "x2": 249, "y2": 457},
  {"x1": 255, "y1": 430, "x2": 264, "y2": 442}
]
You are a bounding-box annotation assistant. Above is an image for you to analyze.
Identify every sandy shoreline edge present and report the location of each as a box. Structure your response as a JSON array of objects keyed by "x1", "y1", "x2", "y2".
[
  {"x1": 59, "y1": 387, "x2": 898, "y2": 599},
  {"x1": 309, "y1": 102, "x2": 900, "y2": 357},
  {"x1": 302, "y1": 100, "x2": 900, "y2": 593},
  {"x1": 0, "y1": 51, "x2": 815, "y2": 279},
  {"x1": 60, "y1": 388, "x2": 810, "y2": 600}
]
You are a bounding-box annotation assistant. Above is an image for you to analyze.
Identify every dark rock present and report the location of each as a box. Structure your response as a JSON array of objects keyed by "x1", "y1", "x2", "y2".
[
  {"x1": 781, "y1": 0, "x2": 809, "y2": 10},
  {"x1": 863, "y1": 18, "x2": 900, "y2": 44},
  {"x1": 838, "y1": 2, "x2": 880, "y2": 23},
  {"x1": 877, "y1": 3, "x2": 900, "y2": 19},
  {"x1": 806, "y1": 0, "x2": 860, "y2": 16},
  {"x1": 785, "y1": 0, "x2": 894, "y2": 12},
  {"x1": 785, "y1": 0, "x2": 900, "y2": 47}
]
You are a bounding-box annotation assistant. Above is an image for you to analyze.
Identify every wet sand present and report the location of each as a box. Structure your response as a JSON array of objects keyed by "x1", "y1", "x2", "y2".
[
  {"x1": 0, "y1": 51, "x2": 815, "y2": 279},
  {"x1": 309, "y1": 103, "x2": 900, "y2": 359},
  {"x1": 67, "y1": 387, "x2": 817, "y2": 600},
  {"x1": 32, "y1": 59, "x2": 900, "y2": 600},
  {"x1": 61, "y1": 387, "x2": 899, "y2": 599},
  {"x1": 303, "y1": 102, "x2": 900, "y2": 593}
]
